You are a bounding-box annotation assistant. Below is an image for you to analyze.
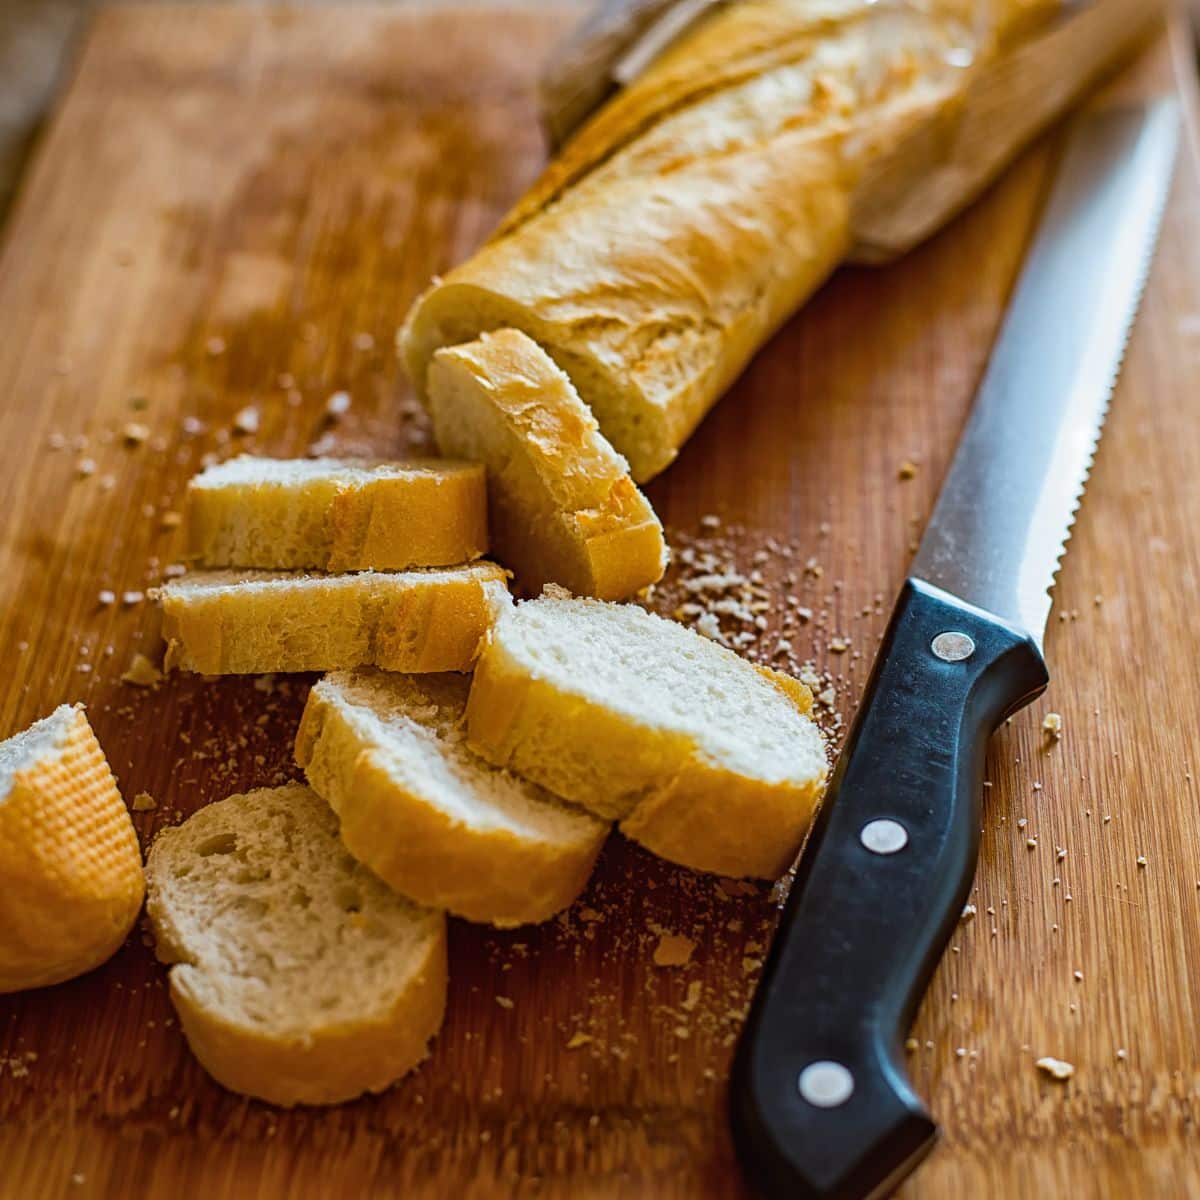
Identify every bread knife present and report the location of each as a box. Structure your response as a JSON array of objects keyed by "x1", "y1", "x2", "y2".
[{"x1": 729, "y1": 98, "x2": 1179, "y2": 1200}]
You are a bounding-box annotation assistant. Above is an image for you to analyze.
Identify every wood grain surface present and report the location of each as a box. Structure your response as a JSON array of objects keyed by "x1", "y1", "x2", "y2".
[{"x1": 1, "y1": 6, "x2": 1199, "y2": 1197}]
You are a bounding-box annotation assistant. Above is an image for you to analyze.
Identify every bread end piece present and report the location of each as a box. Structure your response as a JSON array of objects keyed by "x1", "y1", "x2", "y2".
[
  {"x1": 427, "y1": 329, "x2": 666, "y2": 600},
  {"x1": 0, "y1": 705, "x2": 144, "y2": 993},
  {"x1": 295, "y1": 671, "x2": 608, "y2": 926},
  {"x1": 145, "y1": 784, "x2": 447, "y2": 1106}
]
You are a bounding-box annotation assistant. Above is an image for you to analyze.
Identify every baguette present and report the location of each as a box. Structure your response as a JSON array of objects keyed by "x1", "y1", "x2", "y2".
[
  {"x1": 186, "y1": 456, "x2": 488, "y2": 572},
  {"x1": 402, "y1": 0, "x2": 1063, "y2": 481},
  {"x1": 465, "y1": 594, "x2": 828, "y2": 878},
  {"x1": 0, "y1": 705, "x2": 144, "y2": 993},
  {"x1": 144, "y1": 784, "x2": 447, "y2": 1106},
  {"x1": 158, "y1": 563, "x2": 509, "y2": 675},
  {"x1": 296, "y1": 670, "x2": 608, "y2": 926},
  {"x1": 427, "y1": 329, "x2": 666, "y2": 600}
]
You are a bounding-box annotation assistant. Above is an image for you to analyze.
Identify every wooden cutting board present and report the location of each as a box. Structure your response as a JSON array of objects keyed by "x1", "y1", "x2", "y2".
[{"x1": 2, "y1": 6, "x2": 1199, "y2": 1197}]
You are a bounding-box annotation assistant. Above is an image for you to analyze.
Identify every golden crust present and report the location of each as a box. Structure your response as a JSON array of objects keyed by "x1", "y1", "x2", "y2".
[
  {"x1": 294, "y1": 683, "x2": 608, "y2": 927},
  {"x1": 465, "y1": 633, "x2": 826, "y2": 879},
  {"x1": 187, "y1": 460, "x2": 488, "y2": 572},
  {"x1": 428, "y1": 330, "x2": 666, "y2": 599},
  {"x1": 0, "y1": 707, "x2": 144, "y2": 993},
  {"x1": 165, "y1": 923, "x2": 447, "y2": 1107},
  {"x1": 159, "y1": 565, "x2": 510, "y2": 675},
  {"x1": 403, "y1": 0, "x2": 1062, "y2": 481}
]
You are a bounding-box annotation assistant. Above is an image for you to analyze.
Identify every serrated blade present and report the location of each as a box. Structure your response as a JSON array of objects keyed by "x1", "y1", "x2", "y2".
[{"x1": 912, "y1": 98, "x2": 1179, "y2": 646}]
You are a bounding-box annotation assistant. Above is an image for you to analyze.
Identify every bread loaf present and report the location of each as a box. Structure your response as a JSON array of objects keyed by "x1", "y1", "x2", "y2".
[
  {"x1": 427, "y1": 329, "x2": 666, "y2": 599},
  {"x1": 158, "y1": 563, "x2": 509, "y2": 675},
  {"x1": 145, "y1": 784, "x2": 447, "y2": 1106},
  {"x1": 296, "y1": 670, "x2": 608, "y2": 926},
  {"x1": 186, "y1": 456, "x2": 487, "y2": 572},
  {"x1": 465, "y1": 594, "x2": 828, "y2": 878},
  {"x1": 0, "y1": 705, "x2": 144, "y2": 993},
  {"x1": 402, "y1": 0, "x2": 1062, "y2": 481}
]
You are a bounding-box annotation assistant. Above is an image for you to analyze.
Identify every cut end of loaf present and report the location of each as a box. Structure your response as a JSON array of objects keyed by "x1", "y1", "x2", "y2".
[{"x1": 0, "y1": 703, "x2": 77, "y2": 801}]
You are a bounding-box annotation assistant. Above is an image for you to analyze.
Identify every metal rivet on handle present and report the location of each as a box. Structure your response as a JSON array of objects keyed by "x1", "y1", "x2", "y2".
[
  {"x1": 860, "y1": 818, "x2": 909, "y2": 855},
  {"x1": 798, "y1": 1061, "x2": 855, "y2": 1108},
  {"x1": 931, "y1": 631, "x2": 975, "y2": 662}
]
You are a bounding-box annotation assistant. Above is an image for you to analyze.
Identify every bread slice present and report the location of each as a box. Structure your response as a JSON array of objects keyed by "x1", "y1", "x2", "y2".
[
  {"x1": 144, "y1": 783, "x2": 447, "y2": 1106},
  {"x1": 186, "y1": 455, "x2": 488, "y2": 572},
  {"x1": 296, "y1": 670, "x2": 608, "y2": 927},
  {"x1": 0, "y1": 704, "x2": 144, "y2": 993},
  {"x1": 158, "y1": 562, "x2": 509, "y2": 675},
  {"x1": 466, "y1": 595, "x2": 828, "y2": 879},
  {"x1": 427, "y1": 329, "x2": 666, "y2": 600}
]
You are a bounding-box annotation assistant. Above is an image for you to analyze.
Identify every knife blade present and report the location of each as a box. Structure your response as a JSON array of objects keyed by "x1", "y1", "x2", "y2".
[{"x1": 730, "y1": 97, "x2": 1179, "y2": 1200}]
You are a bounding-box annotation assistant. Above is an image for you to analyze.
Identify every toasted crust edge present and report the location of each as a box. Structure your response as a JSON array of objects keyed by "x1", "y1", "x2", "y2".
[
  {"x1": 295, "y1": 681, "x2": 608, "y2": 927},
  {"x1": 465, "y1": 631, "x2": 827, "y2": 879},
  {"x1": 164, "y1": 919, "x2": 448, "y2": 1106}
]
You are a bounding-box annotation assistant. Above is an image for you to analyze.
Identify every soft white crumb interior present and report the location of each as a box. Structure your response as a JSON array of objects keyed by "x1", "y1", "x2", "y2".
[
  {"x1": 320, "y1": 671, "x2": 598, "y2": 844},
  {"x1": 148, "y1": 784, "x2": 440, "y2": 1035},
  {"x1": 0, "y1": 704, "x2": 74, "y2": 802},
  {"x1": 498, "y1": 597, "x2": 825, "y2": 784},
  {"x1": 190, "y1": 455, "x2": 475, "y2": 488}
]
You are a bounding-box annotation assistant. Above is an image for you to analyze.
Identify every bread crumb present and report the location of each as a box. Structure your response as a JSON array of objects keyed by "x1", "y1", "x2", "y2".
[
  {"x1": 699, "y1": 514, "x2": 721, "y2": 529},
  {"x1": 905, "y1": 1037, "x2": 919, "y2": 1052},
  {"x1": 961, "y1": 904, "x2": 977, "y2": 922},
  {"x1": 122, "y1": 590, "x2": 144, "y2": 607},
  {"x1": 898, "y1": 461, "x2": 918, "y2": 480},
  {"x1": 120, "y1": 653, "x2": 162, "y2": 687},
  {"x1": 1043, "y1": 712, "x2": 1063, "y2": 740},
  {"x1": 76, "y1": 458, "x2": 96, "y2": 478},
  {"x1": 232, "y1": 406, "x2": 259, "y2": 435},
  {"x1": 566, "y1": 1032, "x2": 592, "y2": 1049},
  {"x1": 1026, "y1": 837, "x2": 1038, "y2": 849},
  {"x1": 829, "y1": 638, "x2": 849, "y2": 654},
  {"x1": 1136, "y1": 855, "x2": 1147, "y2": 868},
  {"x1": 1036, "y1": 1056, "x2": 1075, "y2": 1081},
  {"x1": 681, "y1": 981, "x2": 703, "y2": 1011},
  {"x1": 325, "y1": 391, "x2": 351, "y2": 419},
  {"x1": 123, "y1": 422, "x2": 150, "y2": 445},
  {"x1": 97, "y1": 589, "x2": 116, "y2": 607},
  {"x1": 352, "y1": 331, "x2": 375, "y2": 351},
  {"x1": 653, "y1": 934, "x2": 696, "y2": 967},
  {"x1": 494, "y1": 996, "x2": 514, "y2": 1010},
  {"x1": 132, "y1": 792, "x2": 157, "y2": 812},
  {"x1": 160, "y1": 511, "x2": 182, "y2": 530},
  {"x1": 205, "y1": 336, "x2": 226, "y2": 356}
]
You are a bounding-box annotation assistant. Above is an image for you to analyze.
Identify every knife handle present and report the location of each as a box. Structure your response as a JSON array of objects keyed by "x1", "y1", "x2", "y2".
[{"x1": 730, "y1": 578, "x2": 1048, "y2": 1200}]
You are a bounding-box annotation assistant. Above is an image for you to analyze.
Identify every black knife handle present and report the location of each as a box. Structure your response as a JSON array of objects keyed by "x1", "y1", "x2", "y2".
[{"x1": 731, "y1": 577, "x2": 1048, "y2": 1200}]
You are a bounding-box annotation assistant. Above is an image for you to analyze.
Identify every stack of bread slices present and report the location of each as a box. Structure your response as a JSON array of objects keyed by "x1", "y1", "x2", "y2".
[{"x1": 2, "y1": 330, "x2": 827, "y2": 1108}]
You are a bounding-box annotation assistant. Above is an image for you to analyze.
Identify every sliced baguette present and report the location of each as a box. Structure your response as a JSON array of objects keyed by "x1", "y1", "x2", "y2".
[
  {"x1": 186, "y1": 455, "x2": 488, "y2": 572},
  {"x1": 427, "y1": 329, "x2": 667, "y2": 600},
  {"x1": 466, "y1": 595, "x2": 828, "y2": 879},
  {"x1": 144, "y1": 783, "x2": 447, "y2": 1106},
  {"x1": 158, "y1": 563, "x2": 509, "y2": 675},
  {"x1": 0, "y1": 704, "x2": 144, "y2": 993},
  {"x1": 296, "y1": 670, "x2": 608, "y2": 926}
]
